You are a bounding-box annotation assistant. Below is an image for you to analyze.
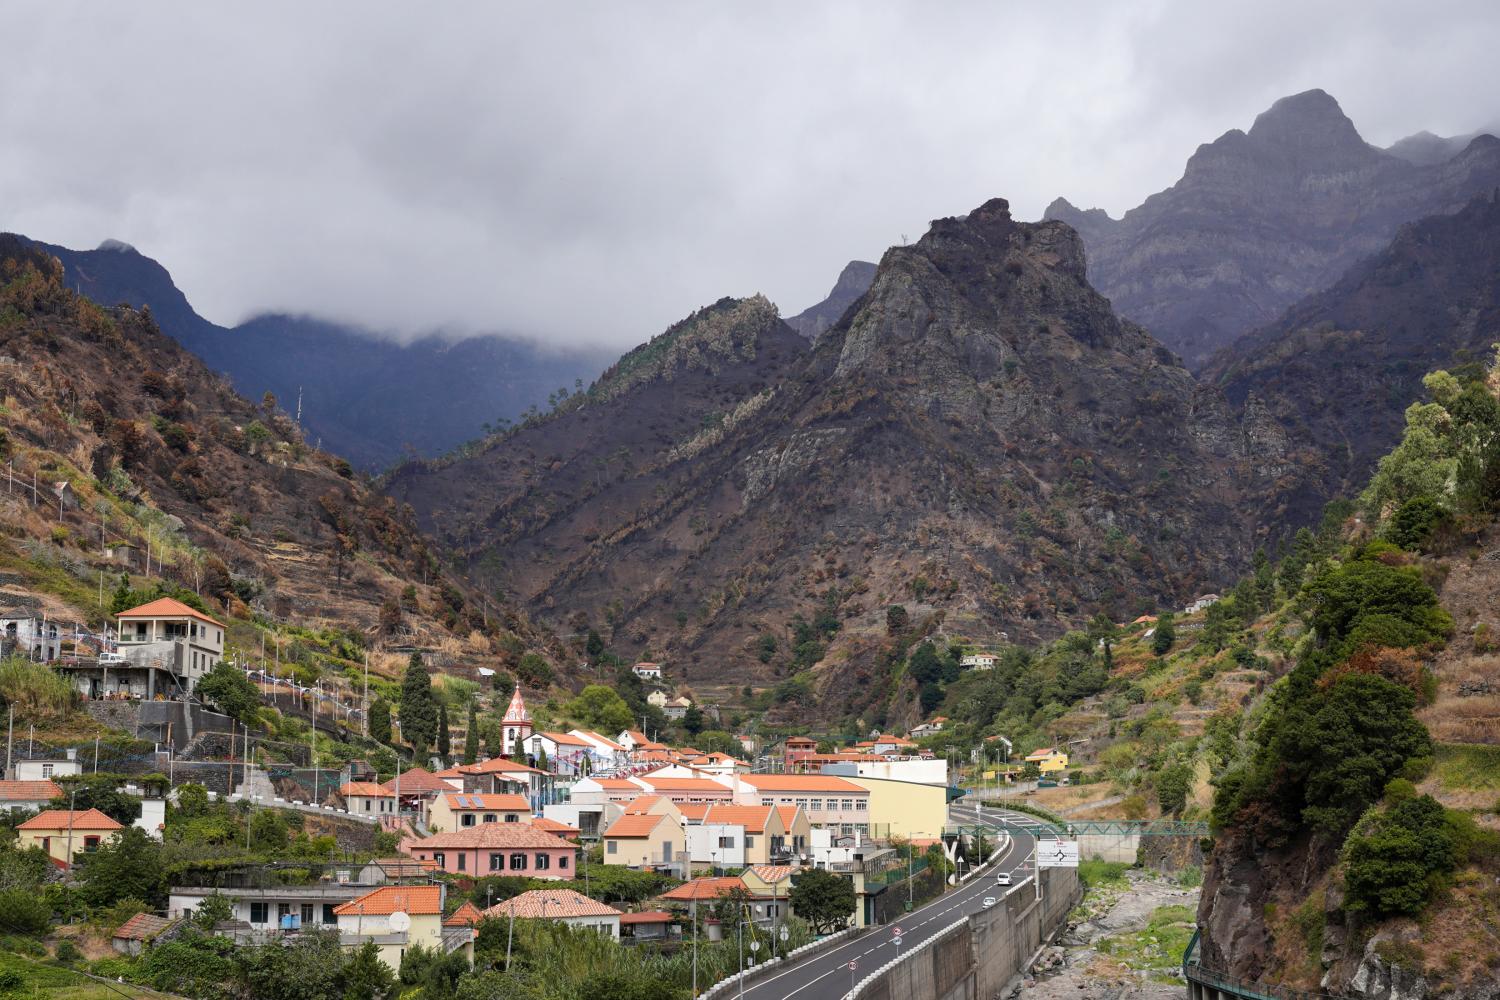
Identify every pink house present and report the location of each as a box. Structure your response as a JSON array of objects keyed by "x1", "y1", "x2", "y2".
[{"x1": 402, "y1": 823, "x2": 576, "y2": 880}]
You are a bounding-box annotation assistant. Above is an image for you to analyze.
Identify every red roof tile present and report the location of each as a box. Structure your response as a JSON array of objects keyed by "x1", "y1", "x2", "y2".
[
  {"x1": 406, "y1": 825, "x2": 574, "y2": 850},
  {"x1": 441, "y1": 793, "x2": 530, "y2": 812},
  {"x1": 114, "y1": 913, "x2": 173, "y2": 940},
  {"x1": 340, "y1": 781, "x2": 393, "y2": 798},
  {"x1": 18, "y1": 808, "x2": 122, "y2": 831},
  {"x1": 619, "y1": 910, "x2": 674, "y2": 924},
  {"x1": 444, "y1": 901, "x2": 484, "y2": 927},
  {"x1": 484, "y1": 889, "x2": 620, "y2": 920},
  {"x1": 701, "y1": 804, "x2": 774, "y2": 833},
  {"x1": 658, "y1": 877, "x2": 746, "y2": 902},
  {"x1": 334, "y1": 885, "x2": 442, "y2": 916},
  {"x1": 381, "y1": 767, "x2": 453, "y2": 794},
  {"x1": 0, "y1": 780, "x2": 61, "y2": 802},
  {"x1": 115, "y1": 597, "x2": 225, "y2": 628},
  {"x1": 603, "y1": 814, "x2": 672, "y2": 838}
]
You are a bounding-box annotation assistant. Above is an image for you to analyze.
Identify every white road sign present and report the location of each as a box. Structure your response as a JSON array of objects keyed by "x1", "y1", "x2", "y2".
[{"x1": 1037, "y1": 838, "x2": 1079, "y2": 868}]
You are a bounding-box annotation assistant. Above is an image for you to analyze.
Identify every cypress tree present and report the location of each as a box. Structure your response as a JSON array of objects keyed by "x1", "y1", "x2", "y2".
[
  {"x1": 399, "y1": 653, "x2": 437, "y2": 759},
  {"x1": 368, "y1": 699, "x2": 391, "y2": 745},
  {"x1": 463, "y1": 703, "x2": 479, "y2": 765},
  {"x1": 437, "y1": 702, "x2": 451, "y2": 761}
]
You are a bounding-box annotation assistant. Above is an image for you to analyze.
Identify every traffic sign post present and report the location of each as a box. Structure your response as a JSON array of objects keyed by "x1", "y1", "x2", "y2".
[{"x1": 849, "y1": 959, "x2": 857, "y2": 995}]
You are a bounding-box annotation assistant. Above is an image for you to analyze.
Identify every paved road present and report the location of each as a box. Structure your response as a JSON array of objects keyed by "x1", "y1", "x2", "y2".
[{"x1": 734, "y1": 808, "x2": 1041, "y2": 1000}]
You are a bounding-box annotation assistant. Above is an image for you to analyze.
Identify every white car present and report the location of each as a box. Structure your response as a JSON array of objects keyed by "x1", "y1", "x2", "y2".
[
  {"x1": 982, "y1": 896, "x2": 998, "y2": 908},
  {"x1": 98, "y1": 652, "x2": 128, "y2": 665},
  {"x1": 996, "y1": 872, "x2": 1012, "y2": 886}
]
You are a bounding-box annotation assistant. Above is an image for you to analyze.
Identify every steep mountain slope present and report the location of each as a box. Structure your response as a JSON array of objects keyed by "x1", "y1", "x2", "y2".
[
  {"x1": 30, "y1": 238, "x2": 610, "y2": 470},
  {"x1": 0, "y1": 235, "x2": 509, "y2": 642},
  {"x1": 387, "y1": 199, "x2": 1285, "y2": 708},
  {"x1": 1046, "y1": 90, "x2": 1500, "y2": 368},
  {"x1": 1205, "y1": 191, "x2": 1500, "y2": 525},
  {"x1": 783, "y1": 260, "x2": 877, "y2": 339}
]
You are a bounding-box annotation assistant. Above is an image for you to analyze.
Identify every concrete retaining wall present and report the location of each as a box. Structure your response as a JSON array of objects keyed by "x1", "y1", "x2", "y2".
[
  {"x1": 854, "y1": 867, "x2": 1082, "y2": 1000},
  {"x1": 1077, "y1": 831, "x2": 1140, "y2": 862}
]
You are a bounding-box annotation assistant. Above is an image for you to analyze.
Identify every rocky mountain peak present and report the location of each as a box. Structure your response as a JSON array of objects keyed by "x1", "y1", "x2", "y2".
[
  {"x1": 1246, "y1": 88, "x2": 1364, "y2": 147},
  {"x1": 784, "y1": 260, "x2": 877, "y2": 339}
]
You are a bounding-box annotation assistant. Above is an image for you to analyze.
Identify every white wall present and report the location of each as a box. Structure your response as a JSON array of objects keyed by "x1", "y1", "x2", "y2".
[{"x1": 687, "y1": 822, "x2": 746, "y2": 867}]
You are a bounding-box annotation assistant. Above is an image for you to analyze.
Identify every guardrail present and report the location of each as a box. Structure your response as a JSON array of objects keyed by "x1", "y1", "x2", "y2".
[
  {"x1": 698, "y1": 925, "x2": 862, "y2": 999},
  {"x1": 954, "y1": 818, "x2": 1209, "y2": 837}
]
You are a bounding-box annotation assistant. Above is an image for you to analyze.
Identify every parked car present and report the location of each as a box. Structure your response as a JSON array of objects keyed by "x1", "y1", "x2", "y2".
[
  {"x1": 98, "y1": 652, "x2": 128, "y2": 665},
  {"x1": 996, "y1": 872, "x2": 1012, "y2": 886}
]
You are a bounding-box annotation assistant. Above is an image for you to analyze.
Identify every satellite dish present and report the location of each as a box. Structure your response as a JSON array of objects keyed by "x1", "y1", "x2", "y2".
[{"x1": 389, "y1": 911, "x2": 411, "y2": 932}]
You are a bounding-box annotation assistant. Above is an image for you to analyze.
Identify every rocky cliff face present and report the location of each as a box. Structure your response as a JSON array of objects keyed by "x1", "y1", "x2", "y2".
[
  {"x1": 1046, "y1": 90, "x2": 1500, "y2": 369},
  {"x1": 386, "y1": 199, "x2": 1280, "y2": 708},
  {"x1": 784, "y1": 259, "x2": 877, "y2": 339},
  {"x1": 1205, "y1": 191, "x2": 1500, "y2": 527},
  {"x1": 30, "y1": 238, "x2": 609, "y2": 470}
]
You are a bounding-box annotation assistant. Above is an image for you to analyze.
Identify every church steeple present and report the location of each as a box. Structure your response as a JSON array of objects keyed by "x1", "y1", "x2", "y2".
[{"x1": 502, "y1": 686, "x2": 533, "y2": 755}]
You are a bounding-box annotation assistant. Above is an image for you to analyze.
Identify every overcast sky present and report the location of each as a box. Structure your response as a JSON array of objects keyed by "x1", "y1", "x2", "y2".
[{"x1": 4, "y1": 2, "x2": 1498, "y2": 351}]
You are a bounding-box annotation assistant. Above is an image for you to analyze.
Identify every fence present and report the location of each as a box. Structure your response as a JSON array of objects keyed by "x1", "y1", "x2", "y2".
[{"x1": 1182, "y1": 929, "x2": 1347, "y2": 1000}]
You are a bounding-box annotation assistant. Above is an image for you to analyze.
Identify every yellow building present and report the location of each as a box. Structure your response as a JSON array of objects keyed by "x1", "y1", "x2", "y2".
[
  {"x1": 334, "y1": 884, "x2": 471, "y2": 971},
  {"x1": 602, "y1": 811, "x2": 685, "y2": 868},
  {"x1": 17, "y1": 809, "x2": 123, "y2": 866},
  {"x1": 1024, "y1": 747, "x2": 1069, "y2": 773},
  {"x1": 844, "y1": 777, "x2": 949, "y2": 841}
]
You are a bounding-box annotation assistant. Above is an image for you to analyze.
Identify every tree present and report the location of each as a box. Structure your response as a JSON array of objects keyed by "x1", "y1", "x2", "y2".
[
  {"x1": 463, "y1": 703, "x2": 479, "y2": 765},
  {"x1": 1152, "y1": 616, "x2": 1176, "y2": 656},
  {"x1": 1156, "y1": 762, "x2": 1192, "y2": 815},
  {"x1": 788, "y1": 867, "x2": 856, "y2": 934},
  {"x1": 238, "y1": 928, "x2": 346, "y2": 1000},
  {"x1": 1343, "y1": 793, "x2": 1458, "y2": 917},
  {"x1": 437, "y1": 703, "x2": 451, "y2": 762},
  {"x1": 681, "y1": 705, "x2": 704, "y2": 735},
  {"x1": 76, "y1": 827, "x2": 166, "y2": 907},
  {"x1": 567, "y1": 685, "x2": 634, "y2": 734},
  {"x1": 399, "y1": 654, "x2": 438, "y2": 758},
  {"x1": 54, "y1": 774, "x2": 143, "y2": 825},
  {"x1": 196, "y1": 661, "x2": 261, "y2": 724},
  {"x1": 483, "y1": 721, "x2": 501, "y2": 759},
  {"x1": 885, "y1": 605, "x2": 909, "y2": 636},
  {"x1": 368, "y1": 699, "x2": 391, "y2": 745},
  {"x1": 585, "y1": 630, "x2": 605, "y2": 661},
  {"x1": 378, "y1": 597, "x2": 402, "y2": 635},
  {"x1": 341, "y1": 940, "x2": 396, "y2": 1000},
  {"x1": 191, "y1": 892, "x2": 234, "y2": 932}
]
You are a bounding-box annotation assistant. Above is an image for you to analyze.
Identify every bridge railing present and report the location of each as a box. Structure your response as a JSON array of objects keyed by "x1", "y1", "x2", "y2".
[{"x1": 1182, "y1": 929, "x2": 1345, "y2": 1000}]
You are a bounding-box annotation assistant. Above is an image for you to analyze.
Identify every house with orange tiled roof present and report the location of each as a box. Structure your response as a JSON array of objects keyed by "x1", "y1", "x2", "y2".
[
  {"x1": 527, "y1": 816, "x2": 581, "y2": 840},
  {"x1": 110, "y1": 597, "x2": 225, "y2": 696},
  {"x1": 527, "y1": 731, "x2": 597, "y2": 776},
  {"x1": 602, "y1": 811, "x2": 685, "y2": 870},
  {"x1": 571, "y1": 776, "x2": 648, "y2": 807},
  {"x1": 339, "y1": 781, "x2": 396, "y2": 818},
  {"x1": 444, "y1": 901, "x2": 483, "y2": 928},
  {"x1": 484, "y1": 888, "x2": 622, "y2": 939},
  {"x1": 616, "y1": 730, "x2": 669, "y2": 755},
  {"x1": 630, "y1": 775, "x2": 734, "y2": 805},
  {"x1": 17, "y1": 808, "x2": 122, "y2": 866},
  {"x1": 428, "y1": 792, "x2": 532, "y2": 833},
  {"x1": 696, "y1": 804, "x2": 780, "y2": 867},
  {"x1": 448, "y1": 755, "x2": 544, "y2": 800},
  {"x1": 739, "y1": 865, "x2": 796, "y2": 927},
  {"x1": 0, "y1": 779, "x2": 61, "y2": 812},
  {"x1": 334, "y1": 884, "x2": 471, "y2": 970},
  {"x1": 401, "y1": 824, "x2": 576, "y2": 880},
  {"x1": 656, "y1": 876, "x2": 751, "y2": 905}
]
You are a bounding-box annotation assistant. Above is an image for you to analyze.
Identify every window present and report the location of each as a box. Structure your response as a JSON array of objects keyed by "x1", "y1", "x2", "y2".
[
  {"x1": 717, "y1": 836, "x2": 735, "y2": 849},
  {"x1": 510, "y1": 853, "x2": 527, "y2": 871},
  {"x1": 483, "y1": 814, "x2": 497, "y2": 823},
  {"x1": 535, "y1": 853, "x2": 550, "y2": 871},
  {"x1": 745, "y1": 835, "x2": 756, "y2": 849},
  {"x1": 855, "y1": 799, "x2": 867, "y2": 811},
  {"x1": 251, "y1": 902, "x2": 269, "y2": 924},
  {"x1": 794, "y1": 798, "x2": 808, "y2": 810},
  {"x1": 760, "y1": 798, "x2": 774, "y2": 807},
  {"x1": 607, "y1": 841, "x2": 618, "y2": 855},
  {"x1": 809, "y1": 799, "x2": 822, "y2": 811},
  {"x1": 457, "y1": 853, "x2": 466, "y2": 871},
  {"x1": 841, "y1": 799, "x2": 853, "y2": 810},
  {"x1": 40, "y1": 764, "x2": 53, "y2": 778},
  {"x1": 323, "y1": 904, "x2": 336, "y2": 924},
  {"x1": 301, "y1": 904, "x2": 314, "y2": 924},
  {"x1": 505, "y1": 814, "x2": 518, "y2": 823},
  {"x1": 433, "y1": 852, "x2": 446, "y2": 869},
  {"x1": 83, "y1": 836, "x2": 100, "y2": 851},
  {"x1": 461, "y1": 813, "x2": 476, "y2": 827},
  {"x1": 278, "y1": 904, "x2": 291, "y2": 921},
  {"x1": 559, "y1": 854, "x2": 569, "y2": 869}
]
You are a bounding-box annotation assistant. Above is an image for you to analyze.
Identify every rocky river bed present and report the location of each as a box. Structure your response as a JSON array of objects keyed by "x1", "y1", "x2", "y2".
[{"x1": 1010, "y1": 868, "x2": 1201, "y2": 1000}]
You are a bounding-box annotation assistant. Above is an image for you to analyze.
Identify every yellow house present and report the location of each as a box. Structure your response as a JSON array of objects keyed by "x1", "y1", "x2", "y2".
[
  {"x1": 334, "y1": 884, "x2": 471, "y2": 971},
  {"x1": 602, "y1": 812, "x2": 685, "y2": 868},
  {"x1": 844, "y1": 777, "x2": 948, "y2": 841},
  {"x1": 17, "y1": 809, "x2": 123, "y2": 866},
  {"x1": 1024, "y1": 747, "x2": 1069, "y2": 773},
  {"x1": 427, "y1": 793, "x2": 531, "y2": 833}
]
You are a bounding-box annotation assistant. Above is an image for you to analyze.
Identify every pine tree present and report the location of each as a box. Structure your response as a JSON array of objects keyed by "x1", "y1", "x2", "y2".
[
  {"x1": 463, "y1": 703, "x2": 479, "y2": 765},
  {"x1": 399, "y1": 653, "x2": 438, "y2": 759},
  {"x1": 437, "y1": 702, "x2": 451, "y2": 761},
  {"x1": 368, "y1": 699, "x2": 391, "y2": 745}
]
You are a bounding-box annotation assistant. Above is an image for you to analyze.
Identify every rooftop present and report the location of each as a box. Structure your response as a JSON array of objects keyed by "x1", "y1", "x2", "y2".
[
  {"x1": 407, "y1": 825, "x2": 575, "y2": 850},
  {"x1": 340, "y1": 781, "x2": 393, "y2": 798},
  {"x1": 603, "y1": 814, "x2": 672, "y2": 839},
  {"x1": 444, "y1": 901, "x2": 484, "y2": 927},
  {"x1": 701, "y1": 804, "x2": 774, "y2": 833},
  {"x1": 658, "y1": 877, "x2": 747, "y2": 902},
  {"x1": 114, "y1": 913, "x2": 174, "y2": 941},
  {"x1": 334, "y1": 885, "x2": 442, "y2": 917},
  {"x1": 442, "y1": 793, "x2": 531, "y2": 812},
  {"x1": 18, "y1": 808, "x2": 122, "y2": 831},
  {"x1": 485, "y1": 889, "x2": 620, "y2": 920},
  {"x1": 115, "y1": 597, "x2": 225, "y2": 628},
  {"x1": 381, "y1": 767, "x2": 453, "y2": 794},
  {"x1": 0, "y1": 780, "x2": 62, "y2": 801},
  {"x1": 738, "y1": 775, "x2": 864, "y2": 793},
  {"x1": 619, "y1": 910, "x2": 674, "y2": 925}
]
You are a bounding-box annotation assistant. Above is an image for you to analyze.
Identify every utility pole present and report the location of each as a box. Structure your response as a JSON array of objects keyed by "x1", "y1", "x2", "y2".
[
  {"x1": 65, "y1": 787, "x2": 77, "y2": 871},
  {"x1": 363, "y1": 649, "x2": 370, "y2": 738},
  {"x1": 4, "y1": 706, "x2": 11, "y2": 781},
  {"x1": 93, "y1": 736, "x2": 100, "y2": 774}
]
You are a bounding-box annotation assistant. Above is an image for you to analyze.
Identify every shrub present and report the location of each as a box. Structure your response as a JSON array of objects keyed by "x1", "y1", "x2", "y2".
[
  {"x1": 52, "y1": 940, "x2": 82, "y2": 965},
  {"x1": 1343, "y1": 793, "x2": 1457, "y2": 917},
  {"x1": 0, "y1": 887, "x2": 52, "y2": 934}
]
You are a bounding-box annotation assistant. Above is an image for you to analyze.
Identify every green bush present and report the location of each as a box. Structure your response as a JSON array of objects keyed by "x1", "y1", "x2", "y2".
[
  {"x1": 1343, "y1": 793, "x2": 1457, "y2": 917},
  {"x1": 52, "y1": 940, "x2": 82, "y2": 965},
  {"x1": 0, "y1": 887, "x2": 52, "y2": 934}
]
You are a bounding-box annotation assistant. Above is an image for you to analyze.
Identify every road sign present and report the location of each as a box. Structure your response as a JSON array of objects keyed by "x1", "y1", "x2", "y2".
[
  {"x1": 849, "y1": 959, "x2": 858, "y2": 971},
  {"x1": 750, "y1": 940, "x2": 760, "y2": 953},
  {"x1": 1037, "y1": 838, "x2": 1079, "y2": 868},
  {"x1": 779, "y1": 926, "x2": 789, "y2": 942},
  {"x1": 893, "y1": 935, "x2": 903, "y2": 947},
  {"x1": 893, "y1": 926, "x2": 902, "y2": 936}
]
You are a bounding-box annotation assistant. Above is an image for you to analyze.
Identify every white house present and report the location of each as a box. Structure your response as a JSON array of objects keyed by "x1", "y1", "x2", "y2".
[
  {"x1": 646, "y1": 691, "x2": 669, "y2": 709},
  {"x1": 960, "y1": 653, "x2": 998, "y2": 671},
  {"x1": 102, "y1": 598, "x2": 226, "y2": 698},
  {"x1": 663, "y1": 696, "x2": 693, "y2": 721},
  {"x1": 340, "y1": 781, "x2": 397, "y2": 818},
  {"x1": 528, "y1": 732, "x2": 598, "y2": 776},
  {"x1": 567, "y1": 730, "x2": 629, "y2": 770},
  {"x1": 0, "y1": 608, "x2": 63, "y2": 662},
  {"x1": 631, "y1": 662, "x2": 664, "y2": 681},
  {"x1": 1184, "y1": 594, "x2": 1221, "y2": 614},
  {"x1": 686, "y1": 821, "x2": 747, "y2": 869},
  {"x1": 0, "y1": 779, "x2": 61, "y2": 811},
  {"x1": 13, "y1": 750, "x2": 83, "y2": 782}
]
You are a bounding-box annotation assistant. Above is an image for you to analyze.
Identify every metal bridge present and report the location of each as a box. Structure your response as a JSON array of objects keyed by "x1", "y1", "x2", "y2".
[{"x1": 945, "y1": 818, "x2": 1209, "y2": 837}]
